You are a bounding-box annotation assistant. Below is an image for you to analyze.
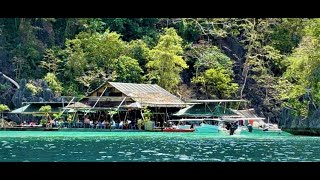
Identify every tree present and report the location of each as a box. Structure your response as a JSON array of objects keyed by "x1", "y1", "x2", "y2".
[
  {"x1": 39, "y1": 48, "x2": 63, "y2": 74},
  {"x1": 193, "y1": 68, "x2": 239, "y2": 99},
  {"x1": 39, "y1": 105, "x2": 52, "y2": 121},
  {"x1": 62, "y1": 30, "x2": 127, "y2": 92},
  {"x1": 127, "y1": 40, "x2": 150, "y2": 72},
  {"x1": 113, "y1": 56, "x2": 143, "y2": 83},
  {"x1": 43, "y1": 72, "x2": 63, "y2": 96},
  {"x1": 279, "y1": 19, "x2": 320, "y2": 117},
  {"x1": 270, "y1": 18, "x2": 307, "y2": 55},
  {"x1": 188, "y1": 43, "x2": 238, "y2": 98},
  {"x1": 102, "y1": 18, "x2": 160, "y2": 41},
  {"x1": 146, "y1": 28, "x2": 188, "y2": 92}
]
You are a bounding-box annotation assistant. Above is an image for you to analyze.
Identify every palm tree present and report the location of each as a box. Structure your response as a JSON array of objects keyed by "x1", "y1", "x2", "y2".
[{"x1": 39, "y1": 105, "x2": 52, "y2": 126}]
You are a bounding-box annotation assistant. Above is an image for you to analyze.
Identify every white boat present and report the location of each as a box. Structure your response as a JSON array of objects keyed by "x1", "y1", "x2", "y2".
[
  {"x1": 195, "y1": 122, "x2": 220, "y2": 133},
  {"x1": 241, "y1": 117, "x2": 282, "y2": 134},
  {"x1": 171, "y1": 99, "x2": 275, "y2": 135},
  {"x1": 174, "y1": 124, "x2": 192, "y2": 130},
  {"x1": 168, "y1": 119, "x2": 200, "y2": 130},
  {"x1": 169, "y1": 118, "x2": 242, "y2": 135},
  {"x1": 258, "y1": 123, "x2": 282, "y2": 133}
]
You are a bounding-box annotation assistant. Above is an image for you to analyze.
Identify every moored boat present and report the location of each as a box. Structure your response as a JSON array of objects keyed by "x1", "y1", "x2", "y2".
[{"x1": 163, "y1": 127, "x2": 195, "y2": 132}]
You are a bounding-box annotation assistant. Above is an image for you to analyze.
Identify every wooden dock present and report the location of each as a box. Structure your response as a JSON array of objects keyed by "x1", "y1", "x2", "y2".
[{"x1": 0, "y1": 127, "x2": 59, "y2": 131}]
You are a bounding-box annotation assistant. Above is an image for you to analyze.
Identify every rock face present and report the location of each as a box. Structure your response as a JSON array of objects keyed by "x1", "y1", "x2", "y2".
[
  {"x1": 11, "y1": 79, "x2": 56, "y2": 108},
  {"x1": 279, "y1": 108, "x2": 320, "y2": 135},
  {"x1": 0, "y1": 78, "x2": 16, "y2": 108}
]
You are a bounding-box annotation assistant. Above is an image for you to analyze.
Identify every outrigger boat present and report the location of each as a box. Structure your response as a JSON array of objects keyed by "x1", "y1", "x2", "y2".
[
  {"x1": 162, "y1": 127, "x2": 195, "y2": 132},
  {"x1": 163, "y1": 119, "x2": 196, "y2": 132},
  {"x1": 167, "y1": 118, "x2": 242, "y2": 135},
  {"x1": 170, "y1": 99, "x2": 279, "y2": 135}
]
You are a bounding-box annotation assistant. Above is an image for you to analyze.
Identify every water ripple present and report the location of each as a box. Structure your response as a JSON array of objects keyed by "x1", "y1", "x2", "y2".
[{"x1": 0, "y1": 131, "x2": 319, "y2": 162}]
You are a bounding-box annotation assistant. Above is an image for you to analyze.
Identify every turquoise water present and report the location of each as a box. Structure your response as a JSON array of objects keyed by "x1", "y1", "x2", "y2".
[{"x1": 0, "y1": 131, "x2": 320, "y2": 162}]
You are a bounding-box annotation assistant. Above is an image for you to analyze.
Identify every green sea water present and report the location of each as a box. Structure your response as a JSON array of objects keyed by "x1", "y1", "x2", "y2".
[{"x1": 0, "y1": 131, "x2": 319, "y2": 162}]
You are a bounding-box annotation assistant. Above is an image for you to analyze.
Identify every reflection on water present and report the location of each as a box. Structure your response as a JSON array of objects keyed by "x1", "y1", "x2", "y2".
[{"x1": 0, "y1": 131, "x2": 320, "y2": 162}]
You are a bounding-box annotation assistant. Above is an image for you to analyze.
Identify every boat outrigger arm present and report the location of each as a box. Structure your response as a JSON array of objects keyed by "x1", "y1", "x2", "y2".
[
  {"x1": 219, "y1": 117, "x2": 265, "y2": 121},
  {"x1": 187, "y1": 99, "x2": 247, "y2": 103},
  {"x1": 168, "y1": 118, "x2": 222, "y2": 122},
  {"x1": 53, "y1": 97, "x2": 75, "y2": 121},
  {"x1": 116, "y1": 97, "x2": 127, "y2": 111}
]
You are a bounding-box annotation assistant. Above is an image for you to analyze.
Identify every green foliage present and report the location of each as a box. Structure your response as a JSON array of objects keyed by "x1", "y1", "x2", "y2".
[
  {"x1": 127, "y1": 40, "x2": 150, "y2": 72},
  {"x1": 191, "y1": 44, "x2": 233, "y2": 76},
  {"x1": 303, "y1": 18, "x2": 320, "y2": 37},
  {"x1": 113, "y1": 56, "x2": 143, "y2": 83},
  {"x1": 176, "y1": 19, "x2": 201, "y2": 43},
  {"x1": 63, "y1": 30, "x2": 127, "y2": 92},
  {"x1": 67, "y1": 114, "x2": 74, "y2": 122},
  {"x1": 39, "y1": 105, "x2": 52, "y2": 114},
  {"x1": 271, "y1": 18, "x2": 306, "y2": 54},
  {"x1": 0, "y1": 84, "x2": 9, "y2": 91},
  {"x1": 1, "y1": 18, "x2": 318, "y2": 122},
  {"x1": 53, "y1": 112, "x2": 63, "y2": 120},
  {"x1": 40, "y1": 119, "x2": 47, "y2": 125},
  {"x1": 26, "y1": 82, "x2": 41, "y2": 95},
  {"x1": 108, "y1": 110, "x2": 118, "y2": 116},
  {"x1": 78, "y1": 18, "x2": 106, "y2": 33},
  {"x1": 189, "y1": 43, "x2": 238, "y2": 98},
  {"x1": 108, "y1": 110, "x2": 118, "y2": 121},
  {"x1": 0, "y1": 104, "x2": 10, "y2": 118},
  {"x1": 0, "y1": 104, "x2": 9, "y2": 112},
  {"x1": 39, "y1": 105, "x2": 52, "y2": 120},
  {"x1": 102, "y1": 18, "x2": 160, "y2": 41},
  {"x1": 43, "y1": 73, "x2": 63, "y2": 95},
  {"x1": 62, "y1": 83, "x2": 83, "y2": 96},
  {"x1": 146, "y1": 28, "x2": 188, "y2": 92},
  {"x1": 279, "y1": 25, "x2": 320, "y2": 117},
  {"x1": 39, "y1": 48, "x2": 63, "y2": 74},
  {"x1": 193, "y1": 68, "x2": 239, "y2": 98},
  {"x1": 142, "y1": 107, "x2": 152, "y2": 122}
]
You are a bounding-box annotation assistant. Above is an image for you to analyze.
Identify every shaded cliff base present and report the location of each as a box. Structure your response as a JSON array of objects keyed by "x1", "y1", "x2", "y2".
[
  {"x1": 279, "y1": 107, "x2": 320, "y2": 136},
  {"x1": 283, "y1": 128, "x2": 320, "y2": 136}
]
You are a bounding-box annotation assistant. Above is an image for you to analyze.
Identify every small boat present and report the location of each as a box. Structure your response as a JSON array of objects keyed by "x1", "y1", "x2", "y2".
[
  {"x1": 195, "y1": 122, "x2": 220, "y2": 133},
  {"x1": 162, "y1": 119, "x2": 196, "y2": 132},
  {"x1": 259, "y1": 123, "x2": 282, "y2": 133},
  {"x1": 243, "y1": 117, "x2": 282, "y2": 134},
  {"x1": 195, "y1": 118, "x2": 242, "y2": 135},
  {"x1": 163, "y1": 127, "x2": 195, "y2": 132},
  {"x1": 168, "y1": 118, "x2": 242, "y2": 135}
]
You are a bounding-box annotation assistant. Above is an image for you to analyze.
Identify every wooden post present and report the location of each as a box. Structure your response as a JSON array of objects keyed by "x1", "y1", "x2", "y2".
[{"x1": 85, "y1": 85, "x2": 109, "y2": 116}]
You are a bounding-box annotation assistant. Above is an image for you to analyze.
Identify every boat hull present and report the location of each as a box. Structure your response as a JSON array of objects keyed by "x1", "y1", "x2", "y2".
[
  {"x1": 163, "y1": 128, "x2": 195, "y2": 132},
  {"x1": 218, "y1": 128, "x2": 241, "y2": 135},
  {"x1": 195, "y1": 124, "x2": 219, "y2": 133}
]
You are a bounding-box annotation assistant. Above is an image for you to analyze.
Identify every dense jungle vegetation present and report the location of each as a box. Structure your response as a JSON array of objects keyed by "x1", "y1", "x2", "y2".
[{"x1": 0, "y1": 18, "x2": 319, "y2": 123}]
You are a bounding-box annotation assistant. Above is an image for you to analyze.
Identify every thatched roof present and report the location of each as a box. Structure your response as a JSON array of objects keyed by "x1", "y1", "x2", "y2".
[
  {"x1": 108, "y1": 82, "x2": 186, "y2": 107},
  {"x1": 121, "y1": 102, "x2": 142, "y2": 109}
]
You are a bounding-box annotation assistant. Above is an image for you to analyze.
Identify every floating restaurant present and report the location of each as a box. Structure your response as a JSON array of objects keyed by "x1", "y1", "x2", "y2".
[
  {"x1": 5, "y1": 81, "x2": 190, "y2": 131},
  {"x1": 3, "y1": 81, "x2": 273, "y2": 133}
]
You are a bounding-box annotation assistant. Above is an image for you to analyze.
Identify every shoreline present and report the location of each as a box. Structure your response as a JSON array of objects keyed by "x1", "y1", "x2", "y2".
[{"x1": 283, "y1": 128, "x2": 320, "y2": 136}]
